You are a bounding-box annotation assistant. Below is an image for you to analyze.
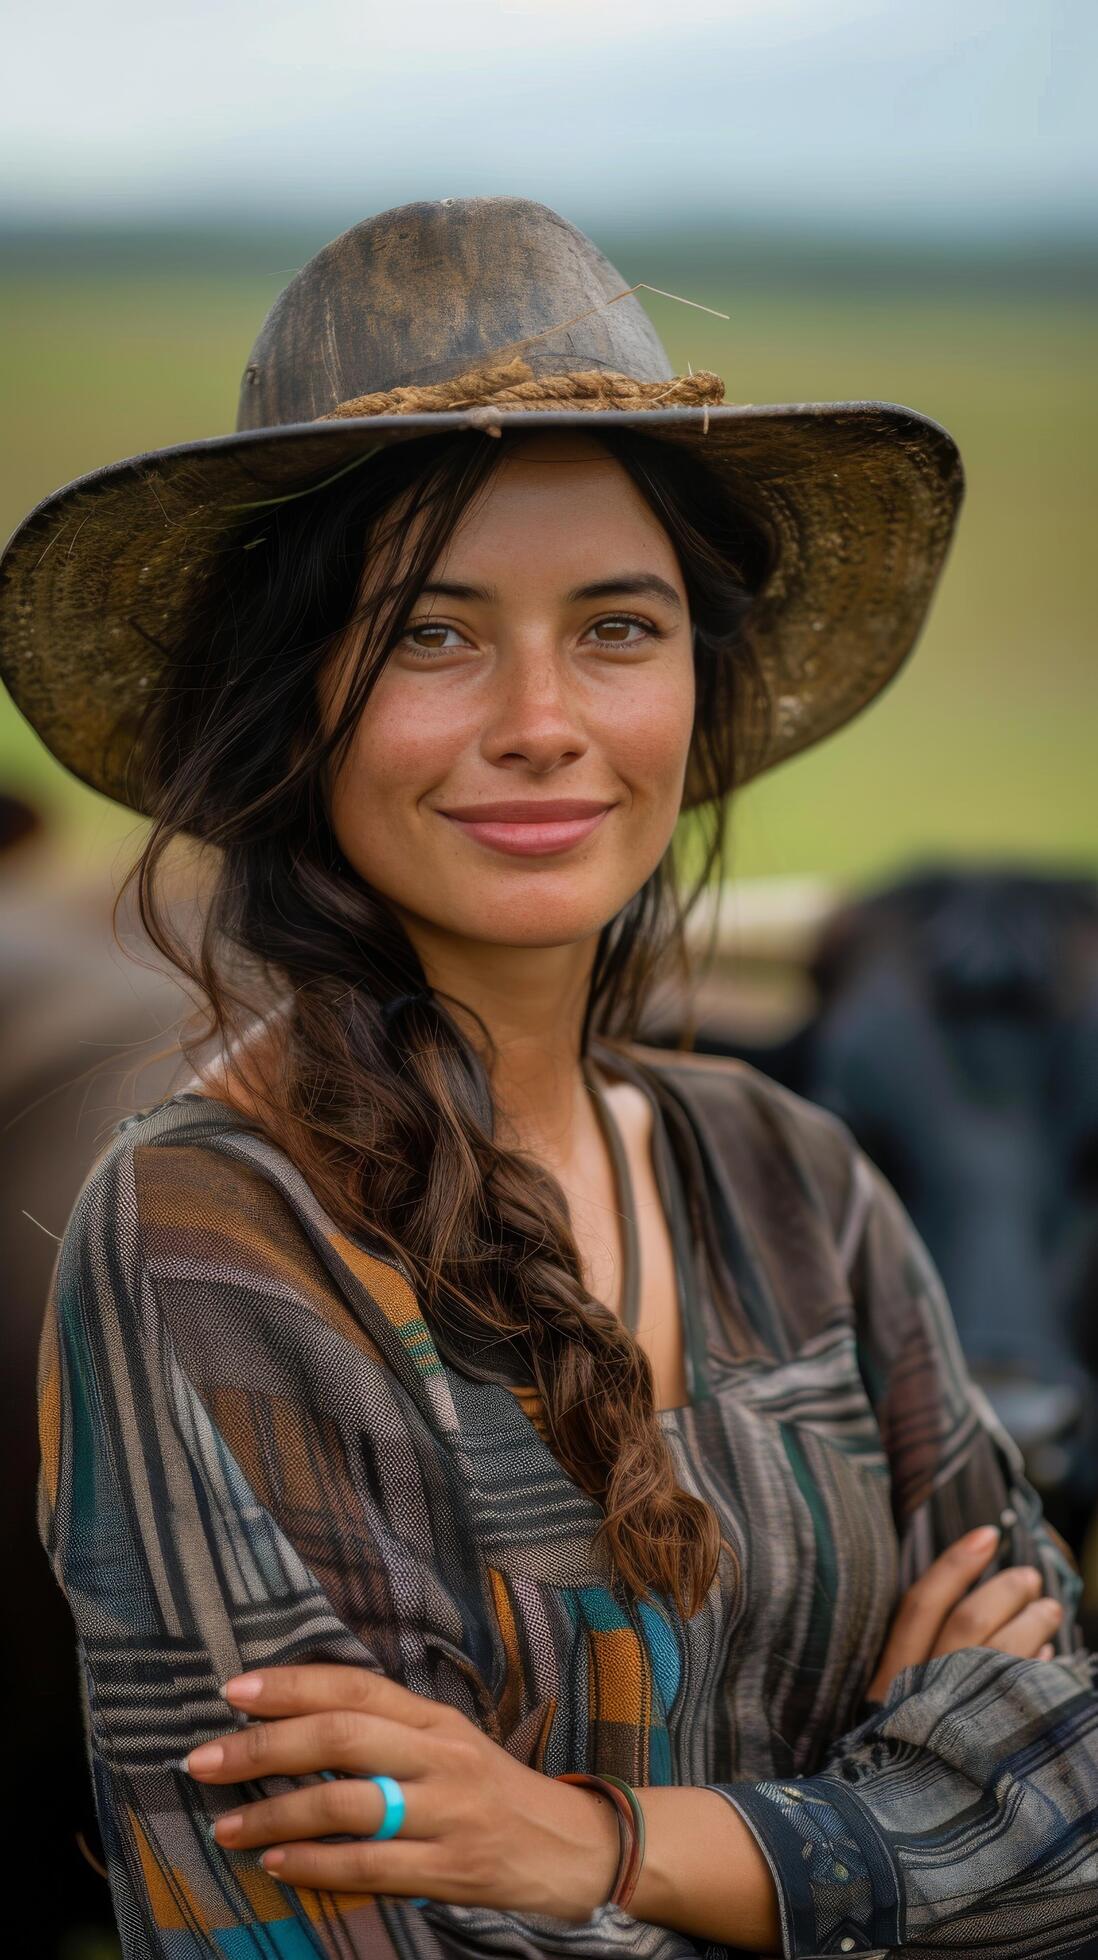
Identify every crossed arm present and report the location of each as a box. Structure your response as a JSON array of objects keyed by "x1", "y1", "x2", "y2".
[{"x1": 172, "y1": 1526, "x2": 1066, "y2": 1955}]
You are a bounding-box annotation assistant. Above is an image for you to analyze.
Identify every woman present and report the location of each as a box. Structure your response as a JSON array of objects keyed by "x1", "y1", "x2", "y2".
[{"x1": 5, "y1": 197, "x2": 1095, "y2": 1958}]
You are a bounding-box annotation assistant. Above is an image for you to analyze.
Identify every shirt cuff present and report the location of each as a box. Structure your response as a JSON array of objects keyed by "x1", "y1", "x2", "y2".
[{"x1": 703, "y1": 1775, "x2": 904, "y2": 1958}]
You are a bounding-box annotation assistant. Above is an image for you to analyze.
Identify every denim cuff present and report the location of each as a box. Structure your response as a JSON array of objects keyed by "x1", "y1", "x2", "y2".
[{"x1": 703, "y1": 1774, "x2": 903, "y2": 1957}]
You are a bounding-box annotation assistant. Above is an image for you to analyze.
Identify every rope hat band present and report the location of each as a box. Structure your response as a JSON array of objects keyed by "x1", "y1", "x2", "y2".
[
  {"x1": 0, "y1": 194, "x2": 964, "y2": 826},
  {"x1": 317, "y1": 355, "x2": 725, "y2": 426}
]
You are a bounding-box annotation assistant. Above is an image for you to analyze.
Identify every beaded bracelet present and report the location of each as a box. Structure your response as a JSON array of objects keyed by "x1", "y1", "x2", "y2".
[{"x1": 553, "y1": 1771, "x2": 647, "y2": 1913}]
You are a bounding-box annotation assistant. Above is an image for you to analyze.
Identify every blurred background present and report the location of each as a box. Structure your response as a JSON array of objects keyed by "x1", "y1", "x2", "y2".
[{"x1": 2, "y1": 0, "x2": 1095, "y2": 1953}]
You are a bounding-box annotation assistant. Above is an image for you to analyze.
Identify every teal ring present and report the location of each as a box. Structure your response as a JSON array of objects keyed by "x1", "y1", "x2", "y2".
[
  {"x1": 368, "y1": 1773, "x2": 429, "y2": 1908},
  {"x1": 317, "y1": 1769, "x2": 429, "y2": 1907},
  {"x1": 366, "y1": 1773, "x2": 405, "y2": 1840}
]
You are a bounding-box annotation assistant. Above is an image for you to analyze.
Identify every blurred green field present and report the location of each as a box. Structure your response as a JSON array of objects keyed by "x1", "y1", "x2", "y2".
[{"x1": 1, "y1": 237, "x2": 1095, "y2": 884}]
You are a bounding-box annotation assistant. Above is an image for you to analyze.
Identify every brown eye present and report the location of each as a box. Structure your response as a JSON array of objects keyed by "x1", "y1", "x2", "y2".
[
  {"x1": 589, "y1": 615, "x2": 653, "y2": 645},
  {"x1": 399, "y1": 621, "x2": 467, "y2": 658}
]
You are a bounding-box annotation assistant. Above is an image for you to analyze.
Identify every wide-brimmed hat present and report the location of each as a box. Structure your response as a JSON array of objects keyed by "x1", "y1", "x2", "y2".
[{"x1": 0, "y1": 195, "x2": 963, "y2": 816}]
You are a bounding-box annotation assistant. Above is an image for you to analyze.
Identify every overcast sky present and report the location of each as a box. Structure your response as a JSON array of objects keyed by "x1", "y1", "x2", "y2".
[{"x1": 3, "y1": 0, "x2": 1093, "y2": 235}]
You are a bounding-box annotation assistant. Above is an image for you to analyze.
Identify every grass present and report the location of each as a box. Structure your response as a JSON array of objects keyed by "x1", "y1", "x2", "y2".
[{"x1": 1, "y1": 258, "x2": 1094, "y2": 887}]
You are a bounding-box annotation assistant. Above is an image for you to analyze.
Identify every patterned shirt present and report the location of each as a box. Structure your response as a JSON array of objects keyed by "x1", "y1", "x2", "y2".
[{"x1": 36, "y1": 1038, "x2": 1098, "y2": 1959}]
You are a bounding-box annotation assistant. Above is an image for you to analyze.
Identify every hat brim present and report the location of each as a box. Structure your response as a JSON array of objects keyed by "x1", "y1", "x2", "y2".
[{"x1": 0, "y1": 400, "x2": 962, "y2": 816}]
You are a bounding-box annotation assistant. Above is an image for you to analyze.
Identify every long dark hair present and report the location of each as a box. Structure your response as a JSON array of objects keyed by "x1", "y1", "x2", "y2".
[{"x1": 120, "y1": 423, "x2": 774, "y2": 1620}]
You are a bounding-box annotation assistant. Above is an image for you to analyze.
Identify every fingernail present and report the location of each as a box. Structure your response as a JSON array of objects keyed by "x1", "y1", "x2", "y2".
[
  {"x1": 204, "y1": 1815, "x2": 244, "y2": 1850},
  {"x1": 187, "y1": 1742, "x2": 225, "y2": 1774},
  {"x1": 221, "y1": 1674, "x2": 264, "y2": 1701},
  {"x1": 1038, "y1": 1643, "x2": 1055, "y2": 1660},
  {"x1": 262, "y1": 1849, "x2": 286, "y2": 1871},
  {"x1": 214, "y1": 1812, "x2": 243, "y2": 1840},
  {"x1": 965, "y1": 1525, "x2": 1000, "y2": 1553}
]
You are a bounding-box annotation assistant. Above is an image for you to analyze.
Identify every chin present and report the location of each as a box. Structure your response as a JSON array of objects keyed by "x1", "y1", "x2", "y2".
[{"x1": 443, "y1": 896, "x2": 627, "y2": 948}]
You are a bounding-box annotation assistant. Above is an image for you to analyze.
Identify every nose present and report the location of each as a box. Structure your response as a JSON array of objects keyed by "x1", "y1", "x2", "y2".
[{"x1": 479, "y1": 640, "x2": 590, "y2": 776}]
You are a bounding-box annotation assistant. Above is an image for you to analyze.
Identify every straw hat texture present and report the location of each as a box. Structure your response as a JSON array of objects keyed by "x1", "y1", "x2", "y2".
[{"x1": 0, "y1": 195, "x2": 964, "y2": 816}]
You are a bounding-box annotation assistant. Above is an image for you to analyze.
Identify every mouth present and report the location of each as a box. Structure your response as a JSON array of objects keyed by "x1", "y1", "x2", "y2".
[{"x1": 437, "y1": 799, "x2": 617, "y2": 858}]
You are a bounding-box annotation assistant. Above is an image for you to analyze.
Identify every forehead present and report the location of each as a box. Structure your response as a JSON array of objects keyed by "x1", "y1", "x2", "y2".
[
  {"x1": 347, "y1": 430, "x2": 688, "y2": 619},
  {"x1": 442, "y1": 432, "x2": 678, "y2": 562}
]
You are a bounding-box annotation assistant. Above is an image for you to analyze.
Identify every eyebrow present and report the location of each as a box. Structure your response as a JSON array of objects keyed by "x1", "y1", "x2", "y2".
[{"x1": 414, "y1": 573, "x2": 684, "y2": 611}]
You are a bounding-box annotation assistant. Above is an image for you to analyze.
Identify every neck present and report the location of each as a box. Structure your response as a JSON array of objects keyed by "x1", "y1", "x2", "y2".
[{"x1": 398, "y1": 920, "x2": 604, "y2": 1161}]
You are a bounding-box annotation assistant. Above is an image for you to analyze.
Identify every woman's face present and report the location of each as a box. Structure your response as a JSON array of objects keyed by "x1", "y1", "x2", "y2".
[{"x1": 320, "y1": 430, "x2": 695, "y2": 956}]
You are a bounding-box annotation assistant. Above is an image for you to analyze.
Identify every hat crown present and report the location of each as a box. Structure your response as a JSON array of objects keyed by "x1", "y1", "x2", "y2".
[{"x1": 235, "y1": 196, "x2": 674, "y2": 432}]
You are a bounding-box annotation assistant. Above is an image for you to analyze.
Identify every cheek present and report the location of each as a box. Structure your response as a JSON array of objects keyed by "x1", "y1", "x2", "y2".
[
  {"x1": 604, "y1": 663, "x2": 696, "y2": 788},
  {"x1": 329, "y1": 688, "x2": 462, "y2": 835}
]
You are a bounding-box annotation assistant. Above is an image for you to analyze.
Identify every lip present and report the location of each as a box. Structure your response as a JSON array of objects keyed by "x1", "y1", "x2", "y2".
[
  {"x1": 440, "y1": 799, "x2": 614, "y2": 821},
  {"x1": 438, "y1": 799, "x2": 616, "y2": 857}
]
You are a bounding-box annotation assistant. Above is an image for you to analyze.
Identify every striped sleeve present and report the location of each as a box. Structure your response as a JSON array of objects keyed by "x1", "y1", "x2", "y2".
[
  {"x1": 36, "y1": 1129, "x2": 711, "y2": 1960},
  {"x1": 704, "y1": 1149, "x2": 1098, "y2": 1959}
]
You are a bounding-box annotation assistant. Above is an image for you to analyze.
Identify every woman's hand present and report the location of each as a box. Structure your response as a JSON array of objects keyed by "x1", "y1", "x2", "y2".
[
  {"x1": 866, "y1": 1524, "x2": 1064, "y2": 1703},
  {"x1": 184, "y1": 1664, "x2": 620, "y2": 1919}
]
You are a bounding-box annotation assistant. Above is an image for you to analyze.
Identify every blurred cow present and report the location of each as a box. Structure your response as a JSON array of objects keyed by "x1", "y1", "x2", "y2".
[
  {"x1": 685, "y1": 864, "x2": 1098, "y2": 1567},
  {"x1": 1, "y1": 795, "x2": 192, "y2": 1955}
]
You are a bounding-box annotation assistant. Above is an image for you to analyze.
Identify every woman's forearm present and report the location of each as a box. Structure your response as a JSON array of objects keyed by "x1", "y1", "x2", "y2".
[{"x1": 625, "y1": 1785, "x2": 782, "y2": 1953}]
